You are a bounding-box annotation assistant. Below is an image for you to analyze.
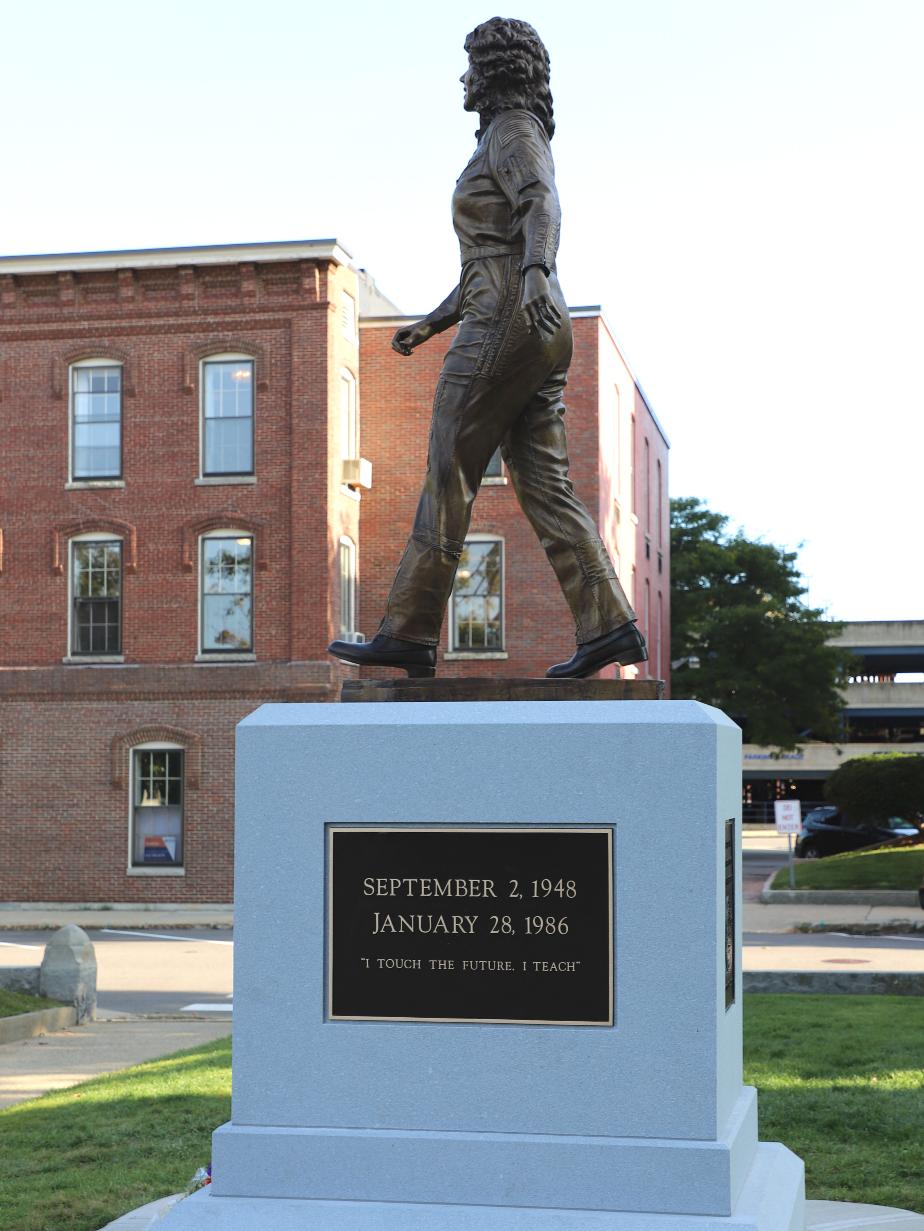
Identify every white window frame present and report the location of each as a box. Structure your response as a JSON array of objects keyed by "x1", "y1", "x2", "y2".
[
  {"x1": 196, "y1": 529, "x2": 256, "y2": 660},
  {"x1": 199, "y1": 353, "x2": 255, "y2": 481},
  {"x1": 339, "y1": 368, "x2": 358, "y2": 461},
  {"x1": 447, "y1": 534, "x2": 506, "y2": 656},
  {"x1": 127, "y1": 741, "x2": 186, "y2": 876},
  {"x1": 339, "y1": 535, "x2": 358, "y2": 640},
  {"x1": 64, "y1": 531, "x2": 124, "y2": 663},
  {"x1": 67, "y1": 358, "x2": 125, "y2": 488}
]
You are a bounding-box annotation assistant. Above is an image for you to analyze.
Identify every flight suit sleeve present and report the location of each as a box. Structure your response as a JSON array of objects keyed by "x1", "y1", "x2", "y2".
[
  {"x1": 422, "y1": 283, "x2": 462, "y2": 334},
  {"x1": 489, "y1": 111, "x2": 561, "y2": 275}
]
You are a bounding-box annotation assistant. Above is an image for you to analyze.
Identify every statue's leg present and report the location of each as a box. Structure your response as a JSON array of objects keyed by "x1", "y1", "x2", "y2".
[
  {"x1": 379, "y1": 370, "x2": 513, "y2": 645},
  {"x1": 502, "y1": 368, "x2": 636, "y2": 645}
]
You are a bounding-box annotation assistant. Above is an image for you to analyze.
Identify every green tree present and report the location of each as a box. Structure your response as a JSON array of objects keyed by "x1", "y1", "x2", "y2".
[
  {"x1": 824, "y1": 752, "x2": 924, "y2": 820},
  {"x1": 670, "y1": 497, "x2": 850, "y2": 748}
]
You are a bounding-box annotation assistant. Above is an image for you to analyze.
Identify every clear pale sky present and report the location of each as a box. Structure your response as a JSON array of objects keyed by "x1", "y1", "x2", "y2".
[{"x1": 4, "y1": 0, "x2": 921, "y2": 621}]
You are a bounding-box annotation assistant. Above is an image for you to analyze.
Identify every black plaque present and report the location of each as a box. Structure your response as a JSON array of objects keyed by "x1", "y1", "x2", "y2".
[
  {"x1": 328, "y1": 827, "x2": 613, "y2": 1025},
  {"x1": 725, "y1": 819, "x2": 735, "y2": 1009}
]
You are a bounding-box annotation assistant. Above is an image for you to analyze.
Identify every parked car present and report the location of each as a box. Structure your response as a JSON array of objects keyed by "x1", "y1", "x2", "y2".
[{"x1": 794, "y1": 806, "x2": 923, "y2": 859}]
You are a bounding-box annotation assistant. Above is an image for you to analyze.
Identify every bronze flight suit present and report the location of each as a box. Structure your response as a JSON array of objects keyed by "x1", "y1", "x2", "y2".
[{"x1": 379, "y1": 108, "x2": 635, "y2": 647}]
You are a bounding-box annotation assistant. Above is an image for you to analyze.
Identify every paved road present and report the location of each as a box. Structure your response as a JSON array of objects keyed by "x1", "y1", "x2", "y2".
[
  {"x1": 742, "y1": 830, "x2": 799, "y2": 899},
  {"x1": 4, "y1": 911, "x2": 923, "y2": 1013},
  {"x1": 0, "y1": 927, "x2": 233, "y2": 1017}
]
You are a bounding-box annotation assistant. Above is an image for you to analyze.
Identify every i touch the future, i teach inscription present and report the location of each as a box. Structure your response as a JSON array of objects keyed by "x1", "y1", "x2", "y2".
[{"x1": 328, "y1": 827, "x2": 613, "y2": 1026}]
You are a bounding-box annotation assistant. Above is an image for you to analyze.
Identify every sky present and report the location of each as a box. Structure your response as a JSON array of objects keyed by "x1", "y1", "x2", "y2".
[{"x1": 3, "y1": 0, "x2": 921, "y2": 621}]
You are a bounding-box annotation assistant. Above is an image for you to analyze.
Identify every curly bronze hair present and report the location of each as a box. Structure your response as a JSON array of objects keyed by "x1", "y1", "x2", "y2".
[{"x1": 463, "y1": 17, "x2": 555, "y2": 140}]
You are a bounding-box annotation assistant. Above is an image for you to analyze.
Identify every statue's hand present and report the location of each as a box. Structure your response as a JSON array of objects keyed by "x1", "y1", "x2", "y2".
[
  {"x1": 522, "y1": 267, "x2": 562, "y2": 337},
  {"x1": 391, "y1": 321, "x2": 433, "y2": 356}
]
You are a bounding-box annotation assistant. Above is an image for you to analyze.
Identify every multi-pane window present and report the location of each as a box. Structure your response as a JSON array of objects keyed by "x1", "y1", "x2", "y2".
[
  {"x1": 339, "y1": 536, "x2": 356, "y2": 639},
  {"x1": 72, "y1": 364, "x2": 121, "y2": 479},
  {"x1": 340, "y1": 370, "x2": 357, "y2": 460},
  {"x1": 201, "y1": 535, "x2": 253, "y2": 652},
  {"x1": 72, "y1": 540, "x2": 121, "y2": 655},
  {"x1": 203, "y1": 359, "x2": 254, "y2": 475},
  {"x1": 132, "y1": 748, "x2": 183, "y2": 866},
  {"x1": 451, "y1": 538, "x2": 503, "y2": 651}
]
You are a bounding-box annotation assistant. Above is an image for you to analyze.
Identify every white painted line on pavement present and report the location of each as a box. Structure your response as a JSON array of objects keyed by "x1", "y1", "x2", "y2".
[
  {"x1": 102, "y1": 929, "x2": 233, "y2": 945},
  {"x1": 0, "y1": 941, "x2": 42, "y2": 949},
  {"x1": 182, "y1": 1003, "x2": 234, "y2": 1013}
]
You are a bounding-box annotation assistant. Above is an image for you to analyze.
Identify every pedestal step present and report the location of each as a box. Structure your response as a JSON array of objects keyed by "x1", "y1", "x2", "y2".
[{"x1": 158, "y1": 1141, "x2": 803, "y2": 1231}]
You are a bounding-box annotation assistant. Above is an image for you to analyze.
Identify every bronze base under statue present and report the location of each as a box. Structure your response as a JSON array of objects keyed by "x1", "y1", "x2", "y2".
[{"x1": 340, "y1": 677, "x2": 663, "y2": 703}]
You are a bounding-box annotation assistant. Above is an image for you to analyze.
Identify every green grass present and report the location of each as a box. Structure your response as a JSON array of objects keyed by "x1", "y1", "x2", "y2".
[
  {"x1": 772, "y1": 844, "x2": 924, "y2": 890},
  {"x1": 0, "y1": 1037, "x2": 231, "y2": 1231},
  {"x1": 746, "y1": 995, "x2": 923, "y2": 1213},
  {"x1": 0, "y1": 997, "x2": 921, "y2": 1230},
  {"x1": 0, "y1": 989, "x2": 63, "y2": 1018}
]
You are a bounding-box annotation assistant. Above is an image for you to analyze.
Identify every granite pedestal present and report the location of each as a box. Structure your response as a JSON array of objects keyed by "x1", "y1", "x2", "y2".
[{"x1": 160, "y1": 699, "x2": 804, "y2": 1230}]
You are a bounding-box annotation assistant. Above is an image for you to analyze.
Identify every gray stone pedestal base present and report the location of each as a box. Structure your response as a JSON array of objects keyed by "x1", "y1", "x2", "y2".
[{"x1": 160, "y1": 1140, "x2": 803, "y2": 1231}]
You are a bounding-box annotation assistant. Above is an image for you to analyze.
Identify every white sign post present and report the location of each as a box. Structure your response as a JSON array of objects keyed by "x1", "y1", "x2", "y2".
[{"x1": 774, "y1": 800, "x2": 802, "y2": 889}]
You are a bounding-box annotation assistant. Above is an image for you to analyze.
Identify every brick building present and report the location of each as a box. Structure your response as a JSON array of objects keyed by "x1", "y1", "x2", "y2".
[{"x1": 0, "y1": 240, "x2": 668, "y2": 904}]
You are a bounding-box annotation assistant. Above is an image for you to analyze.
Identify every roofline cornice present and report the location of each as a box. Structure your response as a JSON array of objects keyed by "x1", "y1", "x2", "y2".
[{"x1": 0, "y1": 238, "x2": 353, "y2": 276}]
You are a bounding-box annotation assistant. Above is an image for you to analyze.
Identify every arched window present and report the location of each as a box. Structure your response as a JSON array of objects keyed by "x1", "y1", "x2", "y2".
[
  {"x1": 339, "y1": 536, "x2": 357, "y2": 640},
  {"x1": 70, "y1": 359, "x2": 122, "y2": 481},
  {"x1": 69, "y1": 531, "x2": 123, "y2": 658},
  {"x1": 340, "y1": 369, "x2": 358, "y2": 461},
  {"x1": 130, "y1": 741, "x2": 184, "y2": 870},
  {"x1": 201, "y1": 354, "x2": 254, "y2": 477}
]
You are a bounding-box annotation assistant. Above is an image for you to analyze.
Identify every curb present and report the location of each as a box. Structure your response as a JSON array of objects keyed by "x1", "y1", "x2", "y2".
[
  {"x1": 0, "y1": 1005, "x2": 77, "y2": 1044},
  {"x1": 744, "y1": 971, "x2": 924, "y2": 996},
  {"x1": 759, "y1": 888, "x2": 920, "y2": 906},
  {"x1": 101, "y1": 1192, "x2": 185, "y2": 1229}
]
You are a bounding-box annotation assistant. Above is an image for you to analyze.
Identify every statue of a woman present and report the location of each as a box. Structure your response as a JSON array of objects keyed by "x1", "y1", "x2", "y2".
[{"x1": 329, "y1": 17, "x2": 647, "y2": 679}]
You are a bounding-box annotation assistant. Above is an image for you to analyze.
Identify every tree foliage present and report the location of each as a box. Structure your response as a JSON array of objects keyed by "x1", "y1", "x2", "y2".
[
  {"x1": 824, "y1": 752, "x2": 924, "y2": 821},
  {"x1": 670, "y1": 497, "x2": 850, "y2": 748}
]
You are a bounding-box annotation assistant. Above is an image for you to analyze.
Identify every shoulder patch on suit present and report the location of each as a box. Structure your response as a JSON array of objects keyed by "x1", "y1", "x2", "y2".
[{"x1": 496, "y1": 112, "x2": 542, "y2": 147}]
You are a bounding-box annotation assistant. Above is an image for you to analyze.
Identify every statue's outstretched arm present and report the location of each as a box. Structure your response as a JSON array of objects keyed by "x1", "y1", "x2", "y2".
[{"x1": 392, "y1": 284, "x2": 462, "y2": 356}]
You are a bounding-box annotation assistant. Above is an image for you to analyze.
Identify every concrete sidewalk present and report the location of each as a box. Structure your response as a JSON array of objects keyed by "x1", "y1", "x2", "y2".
[{"x1": 0, "y1": 1018, "x2": 231, "y2": 1109}]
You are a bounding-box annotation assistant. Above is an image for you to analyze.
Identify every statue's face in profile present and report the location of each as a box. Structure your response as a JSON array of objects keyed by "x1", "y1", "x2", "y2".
[{"x1": 459, "y1": 59, "x2": 478, "y2": 112}]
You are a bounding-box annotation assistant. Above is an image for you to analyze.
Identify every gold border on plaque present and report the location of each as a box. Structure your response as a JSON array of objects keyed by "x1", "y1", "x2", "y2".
[{"x1": 326, "y1": 825, "x2": 614, "y2": 1026}]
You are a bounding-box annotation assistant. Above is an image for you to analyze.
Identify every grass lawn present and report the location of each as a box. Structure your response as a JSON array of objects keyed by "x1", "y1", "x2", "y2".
[
  {"x1": 0, "y1": 989, "x2": 63, "y2": 1018},
  {"x1": 772, "y1": 844, "x2": 924, "y2": 890},
  {"x1": 0, "y1": 996, "x2": 921, "y2": 1230}
]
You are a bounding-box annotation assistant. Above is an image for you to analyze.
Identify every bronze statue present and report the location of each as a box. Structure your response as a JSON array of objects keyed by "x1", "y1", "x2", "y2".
[{"x1": 328, "y1": 17, "x2": 647, "y2": 680}]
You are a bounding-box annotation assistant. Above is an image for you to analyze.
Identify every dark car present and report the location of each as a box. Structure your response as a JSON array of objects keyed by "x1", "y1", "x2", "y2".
[{"x1": 794, "y1": 806, "x2": 923, "y2": 859}]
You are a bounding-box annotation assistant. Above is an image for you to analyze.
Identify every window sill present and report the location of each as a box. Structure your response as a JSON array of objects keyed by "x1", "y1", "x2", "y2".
[
  {"x1": 127, "y1": 866, "x2": 186, "y2": 877},
  {"x1": 339, "y1": 484, "x2": 362, "y2": 502},
  {"x1": 194, "y1": 475, "x2": 257, "y2": 485},
  {"x1": 194, "y1": 652, "x2": 256, "y2": 663},
  {"x1": 62, "y1": 656, "x2": 125, "y2": 665},
  {"x1": 444, "y1": 651, "x2": 509, "y2": 660},
  {"x1": 480, "y1": 476, "x2": 508, "y2": 486},
  {"x1": 66, "y1": 480, "x2": 125, "y2": 490}
]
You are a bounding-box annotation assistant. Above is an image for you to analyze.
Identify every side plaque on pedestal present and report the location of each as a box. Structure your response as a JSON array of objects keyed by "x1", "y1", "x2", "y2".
[{"x1": 328, "y1": 826, "x2": 613, "y2": 1025}]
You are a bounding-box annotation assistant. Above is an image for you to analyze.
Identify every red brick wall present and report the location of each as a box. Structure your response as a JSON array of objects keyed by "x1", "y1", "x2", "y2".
[
  {"x1": 0, "y1": 256, "x2": 669, "y2": 904},
  {"x1": 0, "y1": 256, "x2": 351, "y2": 902}
]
